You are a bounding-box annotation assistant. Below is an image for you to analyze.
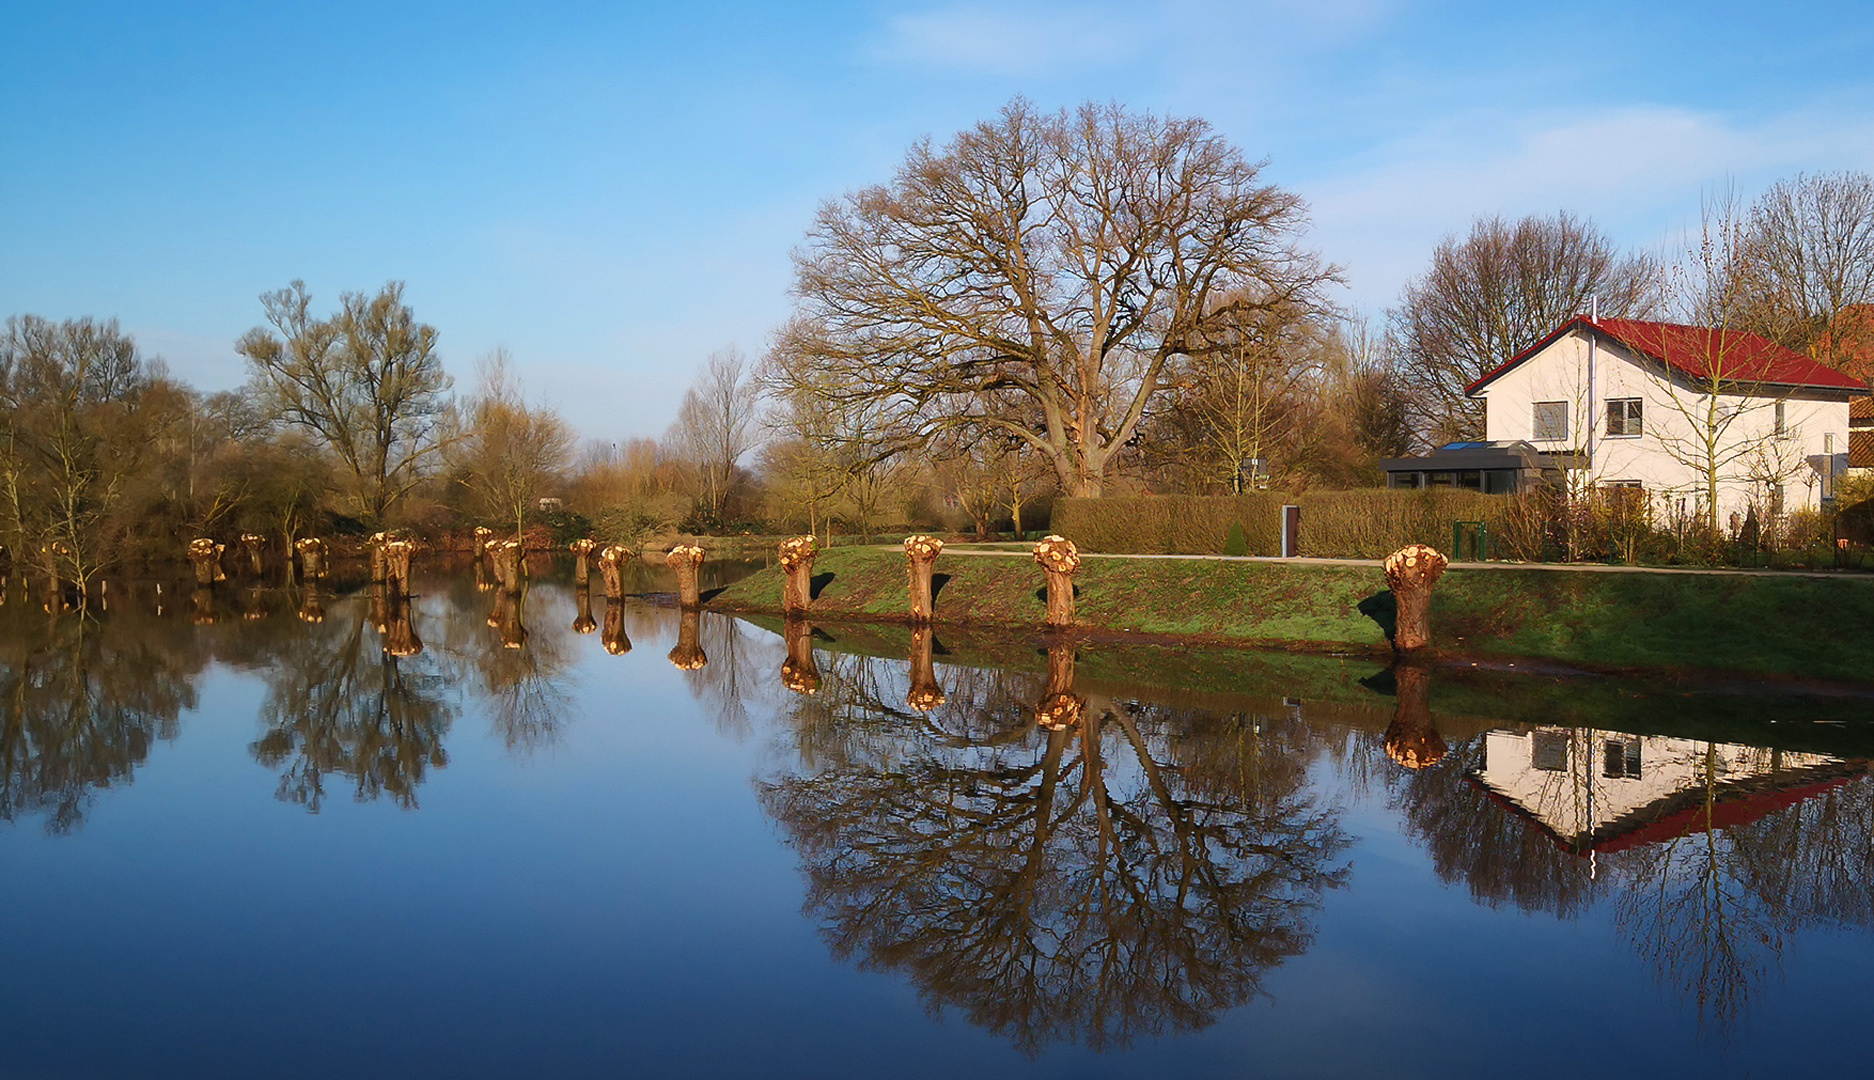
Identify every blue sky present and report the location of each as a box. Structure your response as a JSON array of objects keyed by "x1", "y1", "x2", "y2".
[{"x1": 4, "y1": 1, "x2": 1872, "y2": 442}]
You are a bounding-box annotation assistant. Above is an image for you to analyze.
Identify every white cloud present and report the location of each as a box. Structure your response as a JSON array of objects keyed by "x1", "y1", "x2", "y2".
[
  {"x1": 1305, "y1": 102, "x2": 1874, "y2": 310},
  {"x1": 868, "y1": 2, "x2": 1149, "y2": 74}
]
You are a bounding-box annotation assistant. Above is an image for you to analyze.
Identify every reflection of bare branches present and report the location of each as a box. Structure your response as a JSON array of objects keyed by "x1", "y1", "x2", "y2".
[
  {"x1": 679, "y1": 611, "x2": 782, "y2": 739},
  {"x1": 249, "y1": 596, "x2": 455, "y2": 812},
  {"x1": 759, "y1": 656, "x2": 1349, "y2": 1054},
  {"x1": 0, "y1": 612, "x2": 197, "y2": 833},
  {"x1": 433, "y1": 584, "x2": 580, "y2": 755}
]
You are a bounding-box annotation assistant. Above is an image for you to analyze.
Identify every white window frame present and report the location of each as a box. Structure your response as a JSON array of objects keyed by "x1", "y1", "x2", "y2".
[
  {"x1": 1606, "y1": 398, "x2": 1643, "y2": 438},
  {"x1": 1531, "y1": 401, "x2": 1569, "y2": 442}
]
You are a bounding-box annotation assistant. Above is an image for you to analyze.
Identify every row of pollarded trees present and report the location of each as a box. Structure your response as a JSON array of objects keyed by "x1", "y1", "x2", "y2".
[{"x1": 0, "y1": 282, "x2": 578, "y2": 594}]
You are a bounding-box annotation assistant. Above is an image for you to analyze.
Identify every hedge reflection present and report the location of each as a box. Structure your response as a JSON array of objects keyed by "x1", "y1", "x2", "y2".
[{"x1": 759, "y1": 647, "x2": 1350, "y2": 1053}]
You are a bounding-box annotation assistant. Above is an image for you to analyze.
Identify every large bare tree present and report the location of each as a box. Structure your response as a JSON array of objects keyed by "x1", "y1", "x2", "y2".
[
  {"x1": 769, "y1": 98, "x2": 1336, "y2": 498},
  {"x1": 237, "y1": 281, "x2": 453, "y2": 526},
  {"x1": 452, "y1": 348, "x2": 574, "y2": 542},
  {"x1": 1392, "y1": 212, "x2": 1660, "y2": 445}
]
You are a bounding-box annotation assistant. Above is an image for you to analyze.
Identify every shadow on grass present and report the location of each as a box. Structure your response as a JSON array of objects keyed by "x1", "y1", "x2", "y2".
[
  {"x1": 1356, "y1": 589, "x2": 1398, "y2": 648},
  {"x1": 809, "y1": 571, "x2": 836, "y2": 600}
]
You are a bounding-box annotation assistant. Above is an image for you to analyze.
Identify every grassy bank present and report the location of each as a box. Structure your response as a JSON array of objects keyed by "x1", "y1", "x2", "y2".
[{"x1": 706, "y1": 546, "x2": 1874, "y2": 683}]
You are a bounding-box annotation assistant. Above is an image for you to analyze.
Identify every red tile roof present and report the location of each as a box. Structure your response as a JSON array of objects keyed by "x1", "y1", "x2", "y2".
[{"x1": 1465, "y1": 315, "x2": 1871, "y2": 396}]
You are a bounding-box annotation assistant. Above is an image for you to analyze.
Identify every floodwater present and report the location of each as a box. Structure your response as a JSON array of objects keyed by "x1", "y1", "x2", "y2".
[{"x1": 1, "y1": 567, "x2": 1871, "y2": 1078}]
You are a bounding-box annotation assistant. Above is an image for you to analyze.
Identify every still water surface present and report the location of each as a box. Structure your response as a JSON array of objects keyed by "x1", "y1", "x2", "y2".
[{"x1": 1, "y1": 569, "x2": 1870, "y2": 1078}]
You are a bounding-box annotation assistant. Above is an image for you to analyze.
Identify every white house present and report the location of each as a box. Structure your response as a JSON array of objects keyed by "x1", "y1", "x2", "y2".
[{"x1": 1465, "y1": 316, "x2": 1866, "y2": 519}]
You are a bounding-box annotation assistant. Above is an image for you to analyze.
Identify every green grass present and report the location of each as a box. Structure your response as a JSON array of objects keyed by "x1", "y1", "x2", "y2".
[{"x1": 709, "y1": 547, "x2": 1874, "y2": 682}]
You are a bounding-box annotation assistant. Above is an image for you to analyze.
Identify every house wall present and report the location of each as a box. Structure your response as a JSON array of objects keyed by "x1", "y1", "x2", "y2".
[{"x1": 1472, "y1": 329, "x2": 1852, "y2": 519}]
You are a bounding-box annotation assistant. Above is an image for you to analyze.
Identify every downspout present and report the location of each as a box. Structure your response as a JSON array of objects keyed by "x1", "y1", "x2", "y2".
[{"x1": 1586, "y1": 299, "x2": 1597, "y2": 478}]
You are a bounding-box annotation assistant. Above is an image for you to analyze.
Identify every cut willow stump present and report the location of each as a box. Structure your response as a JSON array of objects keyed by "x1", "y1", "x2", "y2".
[
  {"x1": 781, "y1": 617, "x2": 819, "y2": 696},
  {"x1": 1382, "y1": 663, "x2": 1444, "y2": 770},
  {"x1": 1032, "y1": 535, "x2": 1080, "y2": 628},
  {"x1": 1382, "y1": 544, "x2": 1448, "y2": 653},
  {"x1": 598, "y1": 545, "x2": 633, "y2": 600},
  {"x1": 368, "y1": 532, "x2": 390, "y2": 582},
  {"x1": 903, "y1": 535, "x2": 943, "y2": 622},
  {"x1": 240, "y1": 533, "x2": 266, "y2": 576},
  {"x1": 382, "y1": 539, "x2": 418, "y2": 599},
  {"x1": 778, "y1": 536, "x2": 817, "y2": 616},
  {"x1": 668, "y1": 607, "x2": 707, "y2": 670},
  {"x1": 569, "y1": 538, "x2": 597, "y2": 589},
  {"x1": 490, "y1": 539, "x2": 524, "y2": 595},
  {"x1": 190, "y1": 586, "x2": 217, "y2": 625},
  {"x1": 295, "y1": 538, "x2": 327, "y2": 581},
  {"x1": 667, "y1": 545, "x2": 706, "y2": 609},
  {"x1": 905, "y1": 625, "x2": 945, "y2": 713},
  {"x1": 188, "y1": 538, "x2": 226, "y2": 586},
  {"x1": 297, "y1": 590, "x2": 325, "y2": 624},
  {"x1": 1035, "y1": 641, "x2": 1084, "y2": 731},
  {"x1": 601, "y1": 600, "x2": 632, "y2": 656},
  {"x1": 473, "y1": 526, "x2": 496, "y2": 563}
]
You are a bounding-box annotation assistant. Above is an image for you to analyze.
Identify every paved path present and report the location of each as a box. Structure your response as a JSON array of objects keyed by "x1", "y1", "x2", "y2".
[{"x1": 921, "y1": 546, "x2": 1873, "y2": 581}]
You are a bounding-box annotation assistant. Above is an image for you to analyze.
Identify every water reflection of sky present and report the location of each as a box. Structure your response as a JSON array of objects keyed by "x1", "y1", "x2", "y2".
[{"x1": 0, "y1": 573, "x2": 1870, "y2": 1078}]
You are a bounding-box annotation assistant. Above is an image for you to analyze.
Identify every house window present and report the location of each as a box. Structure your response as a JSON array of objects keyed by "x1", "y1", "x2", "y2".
[
  {"x1": 1606, "y1": 398, "x2": 1642, "y2": 437},
  {"x1": 1533, "y1": 401, "x2": 1569, "y2": 442},
  {"x1": 1603, "y1": 738, "x2": 1642, "y2": 779},
  {"x1": 1531, "y1": 731, "x2": 1570, "y2": 772},
  {"x1": 1775, "y1": 401, "x2": 1787, "y2": 437}
]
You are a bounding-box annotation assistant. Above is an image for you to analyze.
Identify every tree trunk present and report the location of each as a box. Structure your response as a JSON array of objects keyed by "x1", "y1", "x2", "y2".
[
  {"x1": 667, "y1": 545, "x2": 706, "y2": 609},
  {"x1": 779, "y1": 535, "x2": 816, "y2": 616},
  {"x1": 598, "y1": 545, "x2": 631, "y2": 601},
  {"x1": 1033, "y1": 535, "x2": 1080, "y2": 628},
  {"x1": 1383, "y1": 544, "x2": 1447, "y2": 652},
  {"x1": 903, "y1": 535, "x2": 943, "y2": 622}
]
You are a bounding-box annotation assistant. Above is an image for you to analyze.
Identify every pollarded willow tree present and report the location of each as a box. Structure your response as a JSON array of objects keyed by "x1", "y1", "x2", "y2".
[{"x1": 768, "y1": 98, "x2": 1337, "y2": 498}]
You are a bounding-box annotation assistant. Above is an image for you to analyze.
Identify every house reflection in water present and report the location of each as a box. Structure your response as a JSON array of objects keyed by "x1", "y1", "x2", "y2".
[{"x1": 1470, "y1": 727, "x2": 1863, "y2": 858}]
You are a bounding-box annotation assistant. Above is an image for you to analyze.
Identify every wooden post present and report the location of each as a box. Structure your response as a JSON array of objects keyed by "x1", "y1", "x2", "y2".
[
  {"x1": 905, "y1": 624, "x2": 944, "y2": 712},
  {"x1": 598, "y1": 544, "x2": 632, "y2": 600},
  {"x1": 778, "y1": 535, "x2": 817, "y2": 616},
  {"x1": 667, "y1": 544, "x2": 706, "y2": 609},
  {"x1": 240, "y1": 533, "x2": 266, "y2": 576},
  {"x1": 1382, "y1": 663, "x2": 1444, "y2": 769},
  {"x1": 903, "y1": 535, "x2": 943, "y2": 622},
  {"x1": 781, "y1": 617, "x2": 819, "y2": 695},
  {"x1": 187, "y1": 538, "x2": 226, "y2": 586},
  {"x1": 1383, "y1": 544, "x2": 1447, "y2": 653},
  {"x1": 569, "y1": 537, "x2": 596, "y2": 588},
  {"x1": 1035, "y1": 641, "x2": 1084, "y2": 730},
  {"x1": 601, "y1": 600, "x2": 632, "y2": 656},
  {"x1": 1032, "y1": 535, "x2": 1080, "y2": 629},
  {"x1": 668, "y1": 607, "x2": 707, "y2": 670}
]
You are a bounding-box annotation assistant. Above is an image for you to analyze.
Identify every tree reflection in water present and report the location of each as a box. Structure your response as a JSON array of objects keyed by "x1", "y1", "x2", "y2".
[
  {"x1": 433, "y1": 582, "x2": 579, "y2": 754},
  {"x1": 1379, "y1": 674, "x2": 1874, "y2": 1031},
  {"x1": 249, "y1": 590, "x2": 455, "y2": 812},
  {"x1": 759, "y1": 636, "x2": 1351, "y2": 1054},
  {"x1": 0, "y1": 602, "x2": 201, "y2": 833}
]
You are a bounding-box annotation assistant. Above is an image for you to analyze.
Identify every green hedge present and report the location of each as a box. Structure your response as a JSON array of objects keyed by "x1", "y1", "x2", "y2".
[{"x1": 1051, "y1": 490, "x2": 1508, "y2": 558}]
